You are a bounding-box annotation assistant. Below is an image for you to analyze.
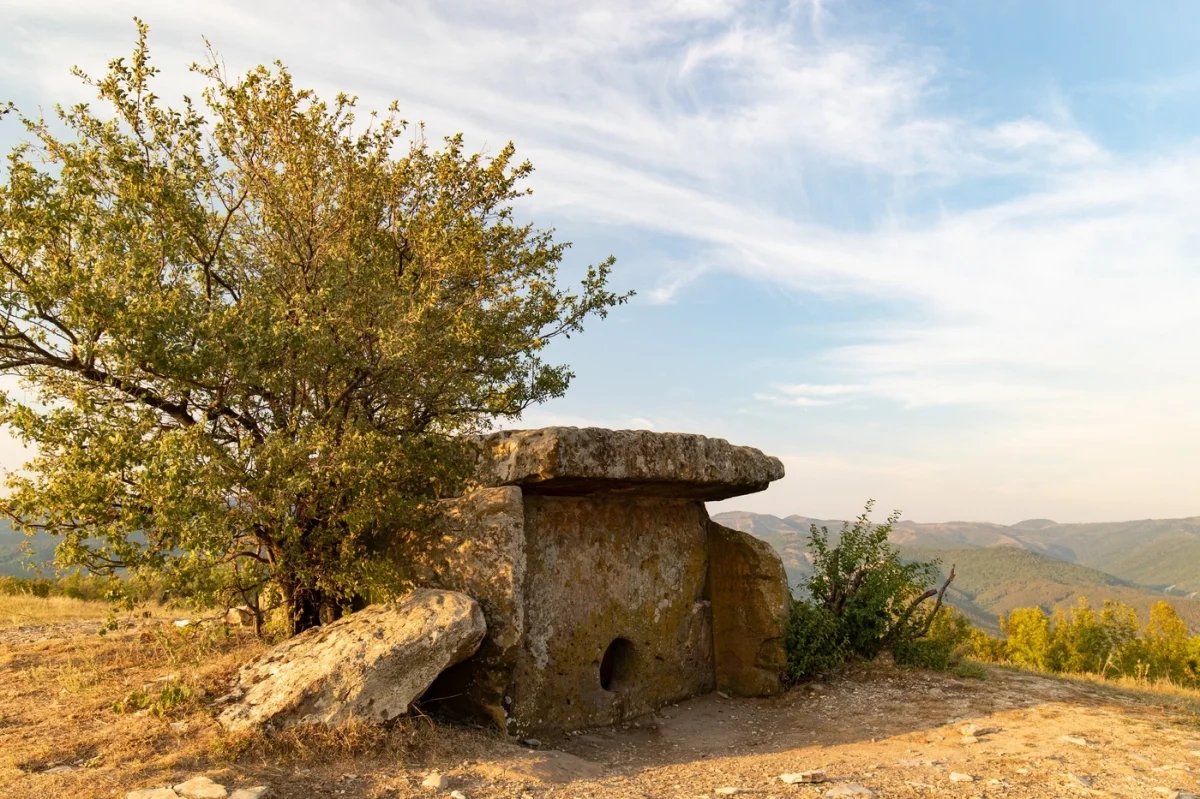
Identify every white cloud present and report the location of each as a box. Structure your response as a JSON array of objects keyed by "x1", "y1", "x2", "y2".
[{"x1": 1, "y1": 0, "x2": 1196, "y2": 522}]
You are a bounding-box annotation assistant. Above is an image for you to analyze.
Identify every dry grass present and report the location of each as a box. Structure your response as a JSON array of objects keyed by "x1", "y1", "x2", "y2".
[
  {"x1": 0, "y1": 594, "x2": 120, "y2": 627},
  {"x1": 0, "y1": 599, "x2": 502, "y2": 799}
]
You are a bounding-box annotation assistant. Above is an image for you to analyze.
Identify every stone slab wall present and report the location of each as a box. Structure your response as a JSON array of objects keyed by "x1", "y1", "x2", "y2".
[
  {"x1": 707, "y1": 521, "x2": 790, "y2": 696},
  {"x1": 390, "y1": 486, "x2": 526, "y2": 728},
  {"x1": 507, "y1": 495, "x2": 715, "y2": 733}
]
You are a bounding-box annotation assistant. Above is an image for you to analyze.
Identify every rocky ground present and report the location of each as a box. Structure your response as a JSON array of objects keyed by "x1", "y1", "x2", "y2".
[{"x1": 2, "y1": 617, "x2": 1198, "y2": 799}]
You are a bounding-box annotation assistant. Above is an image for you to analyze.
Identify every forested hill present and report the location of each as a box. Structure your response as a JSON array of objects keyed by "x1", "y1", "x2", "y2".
[
  {"x1": 0, "y1": 521, "x2": 56, "y2": 577},
  {"x1": 713, "y1": 510, "x2": 1200, "y2": 634}
]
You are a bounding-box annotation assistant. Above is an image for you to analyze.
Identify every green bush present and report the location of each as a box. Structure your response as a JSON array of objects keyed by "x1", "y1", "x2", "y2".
[
  {"x1": 784, "y1": 600, "x2": 847, "y2": 680},
  {"x1": 783, "y1": 500, "x2": 954, "y2": 679}
]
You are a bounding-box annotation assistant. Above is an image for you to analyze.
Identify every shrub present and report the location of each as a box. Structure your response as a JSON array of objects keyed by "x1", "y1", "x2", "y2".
[
  {"x1": 784, "y1": 500, "x2": 954, "y2": 679},
  {"x1": 783, "y1": 600, "x2": 846, "y2": 680},
  {"x1": 894, "y1": 608, "x2": 973, "y2": 670}
]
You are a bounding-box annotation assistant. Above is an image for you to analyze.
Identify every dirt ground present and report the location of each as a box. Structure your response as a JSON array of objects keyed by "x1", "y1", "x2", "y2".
[{"x1": 2, "y1": 613, "x2": 1198, "y2": 799}]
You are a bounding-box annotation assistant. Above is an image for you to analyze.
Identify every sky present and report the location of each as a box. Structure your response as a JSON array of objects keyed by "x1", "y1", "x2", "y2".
[{"x1": 3, "y1": 0, "x2": 1200, "y2": 525}]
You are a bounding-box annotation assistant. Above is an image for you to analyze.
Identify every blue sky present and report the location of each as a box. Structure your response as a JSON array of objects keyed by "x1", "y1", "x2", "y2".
[{"x1": 4, "y1": 0, "x2": 1200, "y2": 524}]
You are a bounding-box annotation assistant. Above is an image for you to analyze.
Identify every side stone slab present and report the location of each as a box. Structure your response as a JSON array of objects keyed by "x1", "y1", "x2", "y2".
[
  {"x1": 391, "y1": 486, "x2": 526, "y2": 729},
  {"x1": 707, "y1": 521, "x2": 790, "y2": 696}
]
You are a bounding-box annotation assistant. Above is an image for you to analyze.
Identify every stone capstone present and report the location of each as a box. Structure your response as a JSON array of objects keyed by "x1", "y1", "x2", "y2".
[
  {"x1": 707, "y1": 522, "x2": 790, "y2": 696},
  {"x1": 216, "y1": 589, "x2": 485, "y2": 731},
  {"x1": 474, "y1": 427, "x2": 784, "y2": 500}
]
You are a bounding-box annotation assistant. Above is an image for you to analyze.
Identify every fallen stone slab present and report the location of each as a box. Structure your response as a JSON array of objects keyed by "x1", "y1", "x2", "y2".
[{"x1": 217, "y1": 589, "x2": 486, "y2": 731}]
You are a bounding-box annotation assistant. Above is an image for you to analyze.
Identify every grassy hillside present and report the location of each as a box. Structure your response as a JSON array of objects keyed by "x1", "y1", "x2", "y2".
[
  {"x1": 713, "y1": 510, "x2": 1200, "y2": 596},
  {"x1": 713, "y1": 510, "x2": 1200, "y2": 635}
]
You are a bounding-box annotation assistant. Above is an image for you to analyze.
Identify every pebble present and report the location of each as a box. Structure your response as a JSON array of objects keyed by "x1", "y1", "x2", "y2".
[
  {"x1": 949, "y1": 772, "x2": 974, "y2": 782},
  {"x1": 715, "y1": 788, "x2": 740, "y2": 796},
  {"x1": 780, "y1": 770, "x2": 827, "y2": 784},
  {"x1": 1067, "y1": 774, "x2": 1096, "y2": 789},
  {"x1": 1060, "y1": 735, "x2": 1093, "y2": 746},
  {"x1": 518, "y1": 738, "x2": 542, "y2": 748},
  {"x1": 450, "y1": 792, "x2": 468, "y2": 799},
  {"x1": 421, "y1": 772, "x2": 448, "y2": 790}
]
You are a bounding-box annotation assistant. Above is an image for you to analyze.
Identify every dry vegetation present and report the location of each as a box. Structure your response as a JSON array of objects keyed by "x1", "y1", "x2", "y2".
[{"x1": 3, "y1": 598, "x2": 1200, "y2": 799}]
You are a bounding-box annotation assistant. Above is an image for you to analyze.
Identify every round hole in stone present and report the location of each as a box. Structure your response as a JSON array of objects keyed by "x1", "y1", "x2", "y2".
[{"x1": 599, "y1": 637, "x2": 634, "y2": 692}]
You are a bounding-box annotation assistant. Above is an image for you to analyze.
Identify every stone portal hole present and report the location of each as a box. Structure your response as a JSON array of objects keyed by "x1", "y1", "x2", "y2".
[{"x1": 599, "y1": 637, "x2": 635, "y2": 692}]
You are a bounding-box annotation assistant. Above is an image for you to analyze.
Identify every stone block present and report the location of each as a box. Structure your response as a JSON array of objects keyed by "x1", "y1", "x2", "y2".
[{"x1": 707, "y1": 521, "x2": 790, "y2": 696}]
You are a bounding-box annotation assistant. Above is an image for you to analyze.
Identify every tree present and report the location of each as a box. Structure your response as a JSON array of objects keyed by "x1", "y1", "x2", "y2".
[
  {"x1": 1000, "y1": 607, "x2": 1052, "y2": 670},
  {"x1": 0, "y1": 22, "x2": 628, "y2": 634}
]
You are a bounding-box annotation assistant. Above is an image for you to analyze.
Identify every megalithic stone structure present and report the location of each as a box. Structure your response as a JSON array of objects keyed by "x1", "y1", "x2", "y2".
[{"x1": 394, "y1": 427, "x2": 789, "y2": 734}]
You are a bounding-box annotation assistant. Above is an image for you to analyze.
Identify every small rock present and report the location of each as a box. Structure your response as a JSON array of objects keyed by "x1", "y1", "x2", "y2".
[
  {"x1": 824, "y1": 785, "x2": 875, "y2": 798},
  {"x1": 421, "y1": 772, "x2": 448, "y2": 790},
  {"x1": 169, "y1": 721, "x2": 188, "y2": 733},
  {"x1": 781, "y1": 770, "x2": 827, "y2": 784},
  {"x1": 1016, "y1": 767, "x2": 1031, "y2": 775},
  {"x1": 949, "y1": 772, "x2": 974, "y2": 783},
  {"x1": 229, "y1": 789, "x2": 271, "y2": 799},
  {"x1": 518, "y1": 738, "x2": 542, "y2": 748},
  {"x1": 715, "y1": 788, "x2": 740, "y2": 796},
  {"x1": 1066, "y1": 774, "x2": 1096, "y2": 789},
  {"x1": 1060, "y1": 735, "x2": 1093, "y2": 747},
  {"x1": 450, "y1": 792, "x2": 468, "y2": 799},
  {"x1": 960, "y1": 735, "x2": 980, "y2": 744},
  {"x1": 44, "y1": 765, "x2": 76, "y2": 775},
  {"x1": 127, "y1": 791, "x2": 180, "y2": 799},
  {"x1": 174, "y1": 777, "x2": 228, "y2": 799},
  {"x1": 173, "y1": 619, "x2": 192, "y2": 627}
]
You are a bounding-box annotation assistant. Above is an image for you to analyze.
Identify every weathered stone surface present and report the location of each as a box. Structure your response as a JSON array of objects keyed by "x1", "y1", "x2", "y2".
[
  {"x1": 217, "y1": 589, "x2": 485, "y2": 731},
  {"x1": 508, "y1": 495, "x2": 714, "y2": 733},
  {"x1": 228, "y1": 789, "x2": 271, "y2": 799},
  {"x1": 173, "y1": 777, "x2": 227, "y2": 799},
  {"x1": 708, "y1": 522, "x2": 790, "y2": 696},
  {"x1": 475, "y1": 428, "x2": 784, "y2": 500},
  {"x1": 398, "y1": 487, "x2": 525, "y2": 728}
]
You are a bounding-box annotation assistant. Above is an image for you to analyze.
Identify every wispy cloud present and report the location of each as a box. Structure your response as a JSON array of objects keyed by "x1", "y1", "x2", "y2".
[{"x1": 3, "y1": 0, "x2": 1198, "y2": 521}]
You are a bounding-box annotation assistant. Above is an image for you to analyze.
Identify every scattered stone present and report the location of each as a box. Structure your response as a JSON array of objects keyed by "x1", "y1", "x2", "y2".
[
  {"x1": 1067, "y1": 774, "x2": 1096, "y2": 789},
  {"x1": 229, "y1": 789, "x2": 271, "y2": 799},
  {"x1": 780, "y1": 770, "x2": 827, "y2": 784},
  {"x1": 174, "y1": 777, "x2": 228, "y2": 799},
  {"x1": 949, "y1": 772, "x2": 974, "y2": 783},
  {"x1": 127, "y1": 790, "x2": 180, "y2": 799},
  {"x1": 217, "y1": 589, "x2": 486, "y2": 731},
  {"x1": 44, "y1": 765, "x2": 76, "y2": 775},
  {"x1": 959, "y1": 723, "x2": 1000, "y2": 737},
  {"x1": 824, "y1": 786, "x2": 875, "y2": 798},
  {"x1": 715, "y1": 788, "x2": 740, "y2": 796},
  {"x1": 1060, "y1": 735, "x2": 1093, "y2": 747},
  {"x1": 450, "y1": 792, "x2": 467, "y2": 799},
  {"x1": 421, "y1": 772, "x2": 448, "y2": 790},
  {"x1": 518, "y1": 738, "x2": 542, "y2": 748},
  {"x1": 169, "y1": 721, "x2": 188, "y2": 733},
  {"x1": 960, "y1": 735, "x2": 981, "y2": 744}
]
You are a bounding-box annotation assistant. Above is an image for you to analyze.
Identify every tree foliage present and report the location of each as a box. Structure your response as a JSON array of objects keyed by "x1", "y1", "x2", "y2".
[
  {"x1": 0, "y1": 22, "x2": 628, "y2": 633},
  {"x1": 972, "y1": 599, "x2": 1200, "y2": 687},
  {"x1": 785, "y1": 500, "x2": 956, "y2": 679}
]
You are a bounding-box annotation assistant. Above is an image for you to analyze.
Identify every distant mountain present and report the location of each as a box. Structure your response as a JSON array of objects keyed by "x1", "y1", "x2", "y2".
[
  {"x1": 713, "y1": 510, "x2": 1200, "y2": 634},
  {"x1": 0, "y1": 520, "x2": 57, "y2": 577}
]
